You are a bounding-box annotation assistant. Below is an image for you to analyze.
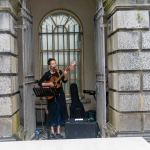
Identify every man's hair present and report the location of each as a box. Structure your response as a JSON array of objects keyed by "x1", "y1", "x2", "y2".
[{"x1": 47, "y1": 58, "x2": 56, "y2": 65}]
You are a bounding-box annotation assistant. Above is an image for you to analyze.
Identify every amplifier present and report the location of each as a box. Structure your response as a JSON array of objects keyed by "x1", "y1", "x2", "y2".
[{"x1": 65, "y1": 119, "x2": 98, "y2": 139}]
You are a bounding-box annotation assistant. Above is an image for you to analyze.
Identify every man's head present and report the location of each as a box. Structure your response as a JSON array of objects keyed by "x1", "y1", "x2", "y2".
[
  {"x1": 47, "y1": 58, "x2": 57, "y2": 70},
  {"x1": 47, "y1": 58, "x2": 56, "y2": 65}
]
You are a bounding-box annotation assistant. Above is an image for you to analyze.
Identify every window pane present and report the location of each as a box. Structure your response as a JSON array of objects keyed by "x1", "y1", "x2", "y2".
[
  {"x1": 69, "y1": 34, "x2": 74, "y2": 49},
  {"x1": 58, "y1": 34, "x2": 63, "y2": 49},
  {"x1": 58, "y1": 52, "x2": 64, "y2": 65},
  {"x1": 54, "y1": 34, "x2": 58, "y2": 50},
  {"x1": 42, "y1": 52, "x2": 48, "y2": 65},
  {"x1": 41, "y1": 35, "x2": 47, "y2": 50}
]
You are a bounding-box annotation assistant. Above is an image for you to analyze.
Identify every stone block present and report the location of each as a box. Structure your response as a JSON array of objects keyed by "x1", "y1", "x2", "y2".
[
  {"x1": 0, "y1": 118, "x2": 12, "y2": 137},
  {"x1": 0, "y1": 112, "x2": 20, "y2": 137},
  {"x1": 0, "y1": 94, "x2": 19, "y2": 116},
  {"x1": 0, "y1": 76, "x2": 18, "y2": 94},
  {"x1": 113, "y1": 10, "x2": 149, "y2": 31},
  {"x1": 143, "y1": 72, "x2": 150, "y2": 90},
  {"x1": 0, "y1": 12, "x2": 16, "y2": 34},
  {"x1": 12, "y1": 111, "x2": 20, "y2": 134},
  {"x1": 142, "y1": 31, "x2": 150, "y2": 49},
  {"x1": 0, "y1": 34, "x2": 17, "y2": 53},
  {"x1": 109, "y1": 108, "x2": 142, "y2": 132},
  {"x1": 109, "y1": 73, "x2": 140, "y2": 91},
  {"x1": 140, "y1": 52, "x2": 150, "y2": 70},
  {"x1": 143, "y1": 94, "x2": 150, "y2": 111},
  {"x1": 109, "y1": 92, "x2": 150, "y2": 112},
  {"x1": 0, "y1": 55, "x2": 18, "y2": 73},
  {"x1": 109, "y1": 52, "x2": 137, "y2": 70},
  {"x1": 108, "y1": 51, "x2": 150, "y2": 71},
  {"x1": 107, "y1": 31, "x2": 140, "y2": 53},
  {"x1": 0, "y1": 0, "x2": 10, "y2": 7},
  {"x1": 109, "y1": 91, "x2": 141, "y2": 112},
  {"x1": 143, "y1": 113, "x2": 150, "y2": 131}
]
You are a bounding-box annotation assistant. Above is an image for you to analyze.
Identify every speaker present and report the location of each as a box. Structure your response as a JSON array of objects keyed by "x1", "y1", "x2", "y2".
[{"x1": 65, "y1": 119, "x2": 98, "y2": 139}]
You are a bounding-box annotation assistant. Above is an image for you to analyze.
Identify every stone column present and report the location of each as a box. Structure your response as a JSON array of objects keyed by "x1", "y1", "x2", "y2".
[
  {"x1": 0, "y1": 0, "x2": 20, "y2": 139},
  {"x1": 17, "y1": 0, "x2": 35, "y2": 140},
  {"x1": 105, "y1": 0, "x2": 150, "y2": 141}
]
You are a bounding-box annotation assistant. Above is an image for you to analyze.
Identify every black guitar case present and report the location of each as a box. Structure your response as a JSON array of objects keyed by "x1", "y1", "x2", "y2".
[{"x1": 70, "y1": 83, "x2": 85, "y2": 118}]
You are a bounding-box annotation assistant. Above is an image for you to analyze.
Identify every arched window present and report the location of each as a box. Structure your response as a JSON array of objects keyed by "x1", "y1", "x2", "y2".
[{"x1": 39, "y1": 10, "x2": 83, "y2": 96}]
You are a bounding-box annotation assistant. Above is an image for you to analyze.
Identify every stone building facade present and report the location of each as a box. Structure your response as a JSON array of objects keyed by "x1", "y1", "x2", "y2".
[{"x1": 0, "y1": 0, "x2": 150, "y2": 142}]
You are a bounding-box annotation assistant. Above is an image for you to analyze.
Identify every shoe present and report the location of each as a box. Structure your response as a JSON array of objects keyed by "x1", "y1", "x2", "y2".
[
  {"x1": 48, "y1": 132, "x2": 55, "y2": 139},
  {"x1": 55, "y1": 134, "x2": 63, "y2": 139},
  {"x1": 50, "y1": 133, "x2": 55, "y2": 139}
]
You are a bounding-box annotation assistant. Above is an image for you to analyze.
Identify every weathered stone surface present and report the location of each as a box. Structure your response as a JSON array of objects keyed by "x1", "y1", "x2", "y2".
[
  {"x1": 108, "y1": 52, "x2": 150, "y2": 71},
  {"x1": 0, "y1": 112, "x2": 20, "y2": 137},
  {"x1": 107, "y1": 31, "x2": 140, "y2": 53},
  {"x1": 143, "y1": 113, "x2": 150, "y2": 131},
  {"x1": 0, "y1": 34, "x2": 17, "y2": 53},
  {"x1": 113, "y1": 10, "x2": 149, "y2": 31},
  {"x1": 0, "y1": 95, "x2": 19, "y2": 116},
  {"x1": 109, "y1": 108, "x2": 142, "y2": 132},
  {"x1": 0, "y1": 76, "x2": 18, "y2": 94},
  {"x1": 0, "y1": 55, "x2": 18, "y2": 73},
  {"x1": 109, "y1": 73, "x2": 140, "y2": 91}
]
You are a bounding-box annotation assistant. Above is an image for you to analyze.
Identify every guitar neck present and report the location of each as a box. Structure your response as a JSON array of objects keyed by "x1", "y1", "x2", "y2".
[
  {"x1": 55, "y1": 61, "x2": 76, "y2": 83},
  {"x1": 56, "y1": 66, "x2": 70, "y2": 83}
]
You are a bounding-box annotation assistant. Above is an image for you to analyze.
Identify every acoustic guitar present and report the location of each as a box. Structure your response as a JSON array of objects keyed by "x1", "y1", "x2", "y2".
[{"x1": 46, "y1": 61, "x2": 76, "y2": 100}]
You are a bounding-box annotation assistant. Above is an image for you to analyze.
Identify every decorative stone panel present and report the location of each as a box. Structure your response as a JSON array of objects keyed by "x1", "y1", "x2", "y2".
[
  {"x1": 109, "y1": 108, "x2": 142, "y2": 132},
  {"x1": 113, "y1": 10, "x2": 149, "y2": 31},
  {"x1": 109, "y1": 73, "x2": 140, "y2": 91},
  {"x1": 0, "y1": 95, "x2": 19, "y2": 116},
  {"x1": 0, "y1": 76, "x2": 18, "y2": 94},
  {"x1": 0, "y1": 55, "x2": 18, "y2": 73}
]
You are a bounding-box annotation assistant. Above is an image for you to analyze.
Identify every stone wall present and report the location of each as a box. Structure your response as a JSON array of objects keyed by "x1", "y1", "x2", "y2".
[
  {"x1": 105, "y1": 0, "x2": 150, "y2": 140},
  {"x1": 0, "y1": 0, "x2": 20, "y2": 138}
]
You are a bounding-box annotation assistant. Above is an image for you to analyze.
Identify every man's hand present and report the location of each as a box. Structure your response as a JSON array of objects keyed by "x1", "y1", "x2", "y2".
[
  {"x1": 42, "y1": 82, "x2": 54, "y2": 87},
  {"x1": 63, "y1": 70, "x2": 68, "y2": 80}
]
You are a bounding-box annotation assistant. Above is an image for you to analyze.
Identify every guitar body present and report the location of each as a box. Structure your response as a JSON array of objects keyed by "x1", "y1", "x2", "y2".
[{"x1": 45, "y1": 71, "x2": 62, "y2": 100}]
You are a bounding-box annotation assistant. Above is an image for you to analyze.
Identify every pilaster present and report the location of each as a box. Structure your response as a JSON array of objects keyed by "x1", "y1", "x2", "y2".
[
  {"x1": 105, "y1": 0, "x2": 150, "y2": 141},
  {"x1": 0, "y1": 0, "x2": 21, "y2": 139}
]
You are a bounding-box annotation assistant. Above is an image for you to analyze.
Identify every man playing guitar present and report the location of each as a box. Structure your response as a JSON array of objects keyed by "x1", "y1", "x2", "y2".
[{"x1": 38, "y1": 58, "x2": 75, "y2": 139}]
